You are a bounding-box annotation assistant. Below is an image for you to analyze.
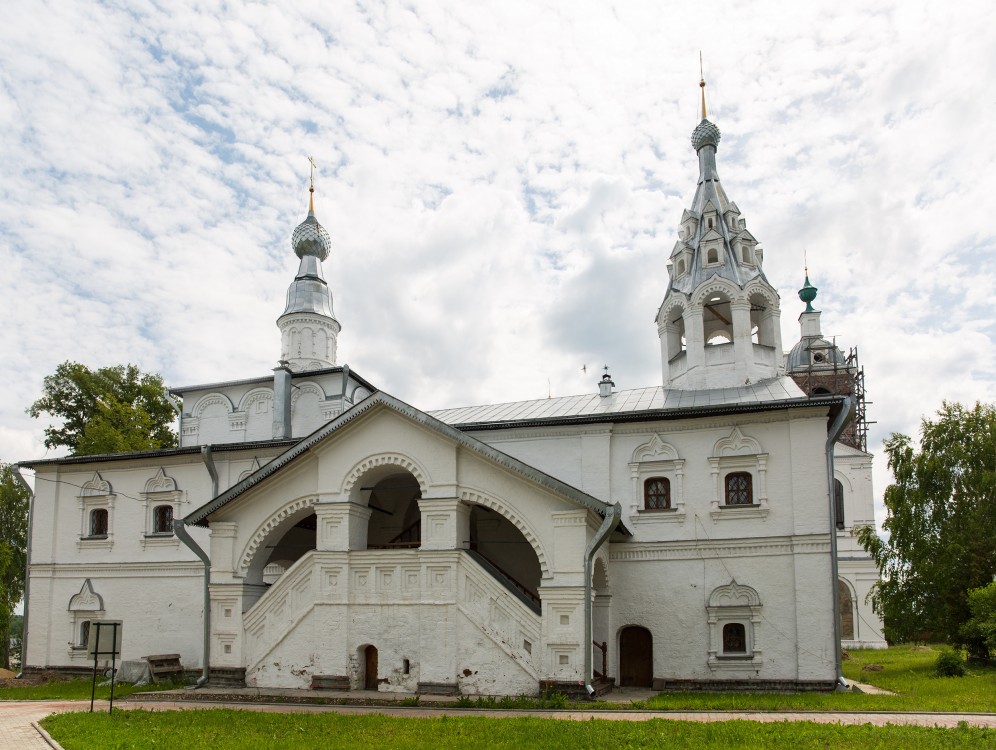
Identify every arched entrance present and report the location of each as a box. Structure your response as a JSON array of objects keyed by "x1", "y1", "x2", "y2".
[
  {"x1": 468, "y1": 505, "x2": 541, "y2": 607},
  {"x1": 366, "y1": 472, "x2": 422, "y2": 549},
  {"x1": 363, "y1": 645, "x2": 379, "y2": 690},
  {"x1": 619, "y1": 626, "x2": 653, "y2": 687}
]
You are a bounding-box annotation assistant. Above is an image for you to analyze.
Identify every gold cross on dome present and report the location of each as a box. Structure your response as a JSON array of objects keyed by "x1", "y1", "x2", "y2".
[{"x1": 308, "y1": 156, "x2": 317, "y2": 190}]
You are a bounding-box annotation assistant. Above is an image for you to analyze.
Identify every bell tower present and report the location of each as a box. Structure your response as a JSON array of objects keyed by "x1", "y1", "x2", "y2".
[
  {"x1": 656, "y1": 76, "x2": 783, "y2": 389},
  {"x1": 277, "y1": 159, "x2": 341, "y2": 372}
]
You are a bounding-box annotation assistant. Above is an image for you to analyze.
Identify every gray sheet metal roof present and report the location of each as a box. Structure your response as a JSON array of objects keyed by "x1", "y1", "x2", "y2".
[
  {"x1": 429, "y1": 376, "x2": 824, "y2": 429},
  {"x1": 19, "y1": 439, "x2": 298, "y2": 468},
  {"x1": 184, "y1": 391, "x2": 620, "y2": 527}
]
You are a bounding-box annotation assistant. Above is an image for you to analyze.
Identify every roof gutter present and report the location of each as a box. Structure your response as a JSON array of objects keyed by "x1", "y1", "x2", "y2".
[
  {"x1": 826, "y1": 395, "x2": 856, "y2": 690},
  {"x1": 171, "y1": 444, "x2": 219, "y2": 688},
  {"x1": 583, "y1": 502, "x2": 622, "y2": 697},
  {"x1": 13, "y1": 468, "x2": 34, "y2": 679}
]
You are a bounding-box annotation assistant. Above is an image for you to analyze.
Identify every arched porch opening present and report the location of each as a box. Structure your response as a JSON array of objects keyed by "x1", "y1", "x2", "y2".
[
  {"x1": 468, "y1": 504, "x2": 541, "y2": 608},
  {"x1": 702, "y1": 291, "x2": 733, "y2": 346},
  {"x1": 366, "y1": 472, "x2": 422, "y2": 549},
  {"x1": 592, "y1": 557, "x2": 611, "y2": 679},
  {"x1": 242, "y1": 503, "x2": 318, "y2": 587}
]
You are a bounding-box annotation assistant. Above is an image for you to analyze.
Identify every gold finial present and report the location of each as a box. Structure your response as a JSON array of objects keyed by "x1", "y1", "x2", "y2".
[
  {"x1": 307, "y1": 155, "x2": 317, "y2": 212},
  {"x1": 699, "y1": 52, "x2": 708, "y2": 120}
]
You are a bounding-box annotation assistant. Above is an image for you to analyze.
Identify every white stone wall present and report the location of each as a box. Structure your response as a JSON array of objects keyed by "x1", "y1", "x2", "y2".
[{"x1": 25, "y1": 446, "x2": 282, "y2": 670}]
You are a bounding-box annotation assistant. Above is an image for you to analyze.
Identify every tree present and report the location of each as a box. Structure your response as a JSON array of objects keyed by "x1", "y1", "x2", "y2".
[
  {"x1": 27, "y1": 362, "x2": 178, "y2": 455},
  {"x1": 961, "y1": 582, "x2": 996, "y2": 661},
  {"x1": 0, "y1": 463, "x2": 30, "y2": 670},
  {"x1": 859, "y1": 402, "x2": 996, "y2": 644}
]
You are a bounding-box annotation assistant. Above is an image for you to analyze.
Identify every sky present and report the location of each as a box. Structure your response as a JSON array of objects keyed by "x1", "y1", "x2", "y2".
[{"x1": 1, "y1": 0, "x2": 994, "y2": 530}]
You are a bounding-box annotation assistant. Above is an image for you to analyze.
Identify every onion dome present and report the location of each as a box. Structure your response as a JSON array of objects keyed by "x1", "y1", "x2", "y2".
[
  {"x1": 691, "y1": 119, "x2": 721, "y2": 152},
  {"x1": 798, "y1": 273, "x2": 818, "y2": 312},
  {"x1": 291, "y1": 189, "x2": 332, "y2": 261}
]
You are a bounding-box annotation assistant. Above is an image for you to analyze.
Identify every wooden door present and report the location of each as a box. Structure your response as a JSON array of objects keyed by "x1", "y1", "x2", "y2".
[
  {"x1": 364, "y1": 646, "x2": 379, "y2": 690},
  {"x1": 619, "y1": 626, "x2": 653, "y2": 687}
]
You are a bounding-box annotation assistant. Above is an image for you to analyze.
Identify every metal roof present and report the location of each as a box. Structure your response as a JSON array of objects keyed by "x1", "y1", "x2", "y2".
[
  {"x1": 19, "y1": 439, "x2": 298, "y2": 468},
  {"x1": 184, "y1": 391, "x2": 620, "y2": 527},
  {"x1": 430, "y1": 376, "x2": 818, "y2": 428}
]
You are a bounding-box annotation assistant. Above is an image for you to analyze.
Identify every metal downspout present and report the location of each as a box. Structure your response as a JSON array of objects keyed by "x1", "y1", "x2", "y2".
[
  {"x1": 173, "y1": 444, "x2": 219, "y2": 688},
  {"x1": 583, "y1": 502, "x2": 621, "y2": 697},
  {"x1": 13, "y1": 468, "x2": 34, "y2": 679},
  {"x1": 826, "y1": 396, "x2": 856, "y2": 690}
]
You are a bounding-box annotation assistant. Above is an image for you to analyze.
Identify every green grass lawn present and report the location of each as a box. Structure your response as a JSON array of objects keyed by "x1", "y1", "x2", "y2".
[
  {"x1": 41, "y1": 710, "x2": 996, "y2": 750},
  {"x1": 639, "y1": 644, "x2": 996, "y2": 713},
  {"x1": 0, "y1": 677, "x2": 185, "y2": 701}
]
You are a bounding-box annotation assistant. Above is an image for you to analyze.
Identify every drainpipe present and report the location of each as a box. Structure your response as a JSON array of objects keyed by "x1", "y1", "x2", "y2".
[
  {"x1": 826, "y1": 396, "x2": 855, "y2": 690},
  {"x1": 172, "y1": 445, "x2": 219, "y2": 688},
  {"x1": 583, "y1": 502, "x2": 621, "y2": 697},
  {"x1": 13, "y1": 468, "x2": 34, "y2": 679}
]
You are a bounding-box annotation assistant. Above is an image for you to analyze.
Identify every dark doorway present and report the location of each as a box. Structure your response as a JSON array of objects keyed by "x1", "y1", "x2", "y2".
[
  {"x1": 619, "y1": 626, "x2": 653, "y2": 687},
  {"x1": 363, "y1": 645, "x2": 379, "y2": 690}
]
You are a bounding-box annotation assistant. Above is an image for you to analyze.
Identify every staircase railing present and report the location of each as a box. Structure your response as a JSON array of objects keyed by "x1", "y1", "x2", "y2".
[
  {"x1": 593, "y1": 640, "x2": 607, "y2": 678},
  {"x1": 465, "y1": 549, "x2": 541, "y2": 615},
  {"x1": 369, "y1": 519, "x2": 421, "y2": 549}
]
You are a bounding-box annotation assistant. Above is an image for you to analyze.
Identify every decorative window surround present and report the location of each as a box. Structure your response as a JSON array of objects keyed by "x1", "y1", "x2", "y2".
[
  {"x1": 706, "y1": 580, "x2": 763, "y2": 671},
  {"x1": 629, "y1": 434, "x2": 685, "y2": 524},
  {"x1": 140, "y1": 468, "x2": 184, "y2": 549},
  {"x1": 77, "y1": 472, "x2": 114, "y2": 550},
  {"x1": 708, "y1": 428, "x2": 768, "y2": 520},
  {"x1": 67, "y1": 579, "x2": 105, "y2": 657}
]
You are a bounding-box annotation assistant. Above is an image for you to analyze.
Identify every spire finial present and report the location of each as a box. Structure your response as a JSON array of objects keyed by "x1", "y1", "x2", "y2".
[
  {"x1": 307, "y1": 155, "x2": 317, "y2": 213},
  {"x1": 699, "y1": 52, "x2": 708, "y2": 120}
]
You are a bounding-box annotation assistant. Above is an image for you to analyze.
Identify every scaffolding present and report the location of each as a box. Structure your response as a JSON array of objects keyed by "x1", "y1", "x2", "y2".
[{"x1": 794, "y1": 342, "x2": 873, "y2": 453}]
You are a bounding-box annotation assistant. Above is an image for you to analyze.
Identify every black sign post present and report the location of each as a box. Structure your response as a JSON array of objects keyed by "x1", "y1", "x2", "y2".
[{"x1": 87, "y1": 621, "x2": 123, "y2": 714}]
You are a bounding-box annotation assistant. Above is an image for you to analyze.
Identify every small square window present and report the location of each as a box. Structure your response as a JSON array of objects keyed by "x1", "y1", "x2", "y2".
[
  {"x1": 722, "y1": 622, "x2": 747, "y2": 654},
  {"x1": 559, "y1": 615, "x2": 569, "y2": 626},
  {"x1": 558, "y1": 654, "x2": 569, "y2": 665}
]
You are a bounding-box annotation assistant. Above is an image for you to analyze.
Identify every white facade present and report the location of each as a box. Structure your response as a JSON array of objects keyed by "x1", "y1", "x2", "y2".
[{"x1": 20, "y1": 105, "x2": 884, "y2": 695}]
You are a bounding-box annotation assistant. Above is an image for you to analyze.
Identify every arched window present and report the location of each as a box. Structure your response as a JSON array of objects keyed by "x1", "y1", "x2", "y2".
[
  {"x1": 153, "y1": 505, "x2": 174, "y2": 534},
  {"x1": 725, "y1": 473, "x2": 753, "y2": 505},
  {"x1": 79, "y1": 620, "x2": 91, "y2": 648},
  {"x1": 644, "y1": 478, "x2": 671, "y2": 510},
  {"x1": 676, "y1": 259, "x2": 686, "y2": 276},
  {"x1": 834, "y1": 479, "x2": 845, "y2": 530},
  {"x1": 89, "y1": 508, "x2": 108, "y2": 537},
  {"x1": 707, "y1": 247, "x2": 718, "y2": 264},
  {"x1": 722, "y1": 622, "x2": 747, "y2": 654},
  {"x1": 742, "y1": 247, "x2": 750, "y2": 263}
]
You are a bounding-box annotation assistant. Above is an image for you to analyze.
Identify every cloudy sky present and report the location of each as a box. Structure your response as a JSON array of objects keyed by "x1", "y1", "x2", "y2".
[{"x1": 2, "y1": 0, "x2": 994, "y2": 526}]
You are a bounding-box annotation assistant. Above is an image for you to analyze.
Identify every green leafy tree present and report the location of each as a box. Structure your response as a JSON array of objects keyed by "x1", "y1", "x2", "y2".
[
  {"x1": 961, "y1": 582, "x2": 996, "y2": 661},
  {"x1": 27, "y1": 362, "x2": 178, "y2": 455},
  {"x1": 859, "y1": 402, "x2": 996, "y2": 644},
  {"x1": 0, "y1": 463, "x2": 30, "y2": 670}
]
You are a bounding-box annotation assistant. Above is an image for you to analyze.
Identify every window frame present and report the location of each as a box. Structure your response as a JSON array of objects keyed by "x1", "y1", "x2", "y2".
[
  {"x1": 643, "y1": 477, "x2": 671, "y2": 511},
  {"x1": 724, "y1": 472, "x2": 753, "y2": 506},
  {"x1": 88, "y1": 508, "x2": 109, "y2": 538},
  {"x1": 833, "y1": 479, "x2": 845, "y2": 530}
]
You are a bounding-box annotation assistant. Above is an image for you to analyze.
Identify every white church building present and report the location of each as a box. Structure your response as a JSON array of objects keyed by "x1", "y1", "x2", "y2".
[{"x1": 20, "y1": 95, "x2": 885, "y2": 696}]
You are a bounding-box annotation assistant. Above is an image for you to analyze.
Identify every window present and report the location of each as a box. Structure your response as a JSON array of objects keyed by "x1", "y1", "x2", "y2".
[
  {"x1": 706, "y1": 247, "x2": 718, "y2": 264},
  {"x1": 89, "y1": 509, "x2": 108, "y2": 537},
  {"x1": 644, "y1": 478, "x2": 671, "y2": 510},
  {"x1": 78, "y1": 620, "x2": 91, "y2": 648},
  {"x1": 722, "y1": 623, "x2": 746, "y2": 654},
  {"x1": 725, "y1": 473, "x2": 753, "y2": 505},
  {"x1": 742, "y1": 247, "x2": 750, "y2": 263},
  {"x1": 676, "y1": 259, "x2": 686, "y2": 276},
  {"x1": 153, "y1": 505, "x2": 174, "y2": 534},
  {"x1": 834, "y1": 479, "x2": 845, "y2": 530}
]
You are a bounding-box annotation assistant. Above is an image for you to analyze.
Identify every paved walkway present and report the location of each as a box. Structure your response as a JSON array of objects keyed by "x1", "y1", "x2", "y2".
[{"x1": 3, "y1": 695, "x2": 995, "y2": 750}]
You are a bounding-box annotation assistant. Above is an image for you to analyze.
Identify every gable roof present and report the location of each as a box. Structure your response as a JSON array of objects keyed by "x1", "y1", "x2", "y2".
[{"x1": 184, "y1": 391, "x2": 621, "y2": 527}]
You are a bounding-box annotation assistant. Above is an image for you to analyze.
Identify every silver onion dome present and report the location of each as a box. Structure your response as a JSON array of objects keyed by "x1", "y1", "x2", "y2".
[
  {"x1": 691, "y1": 118, "x2": 721, "y2": 152},
  {"x1": 291, "y1": 201, "x2": 332, "y2": 261}
]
